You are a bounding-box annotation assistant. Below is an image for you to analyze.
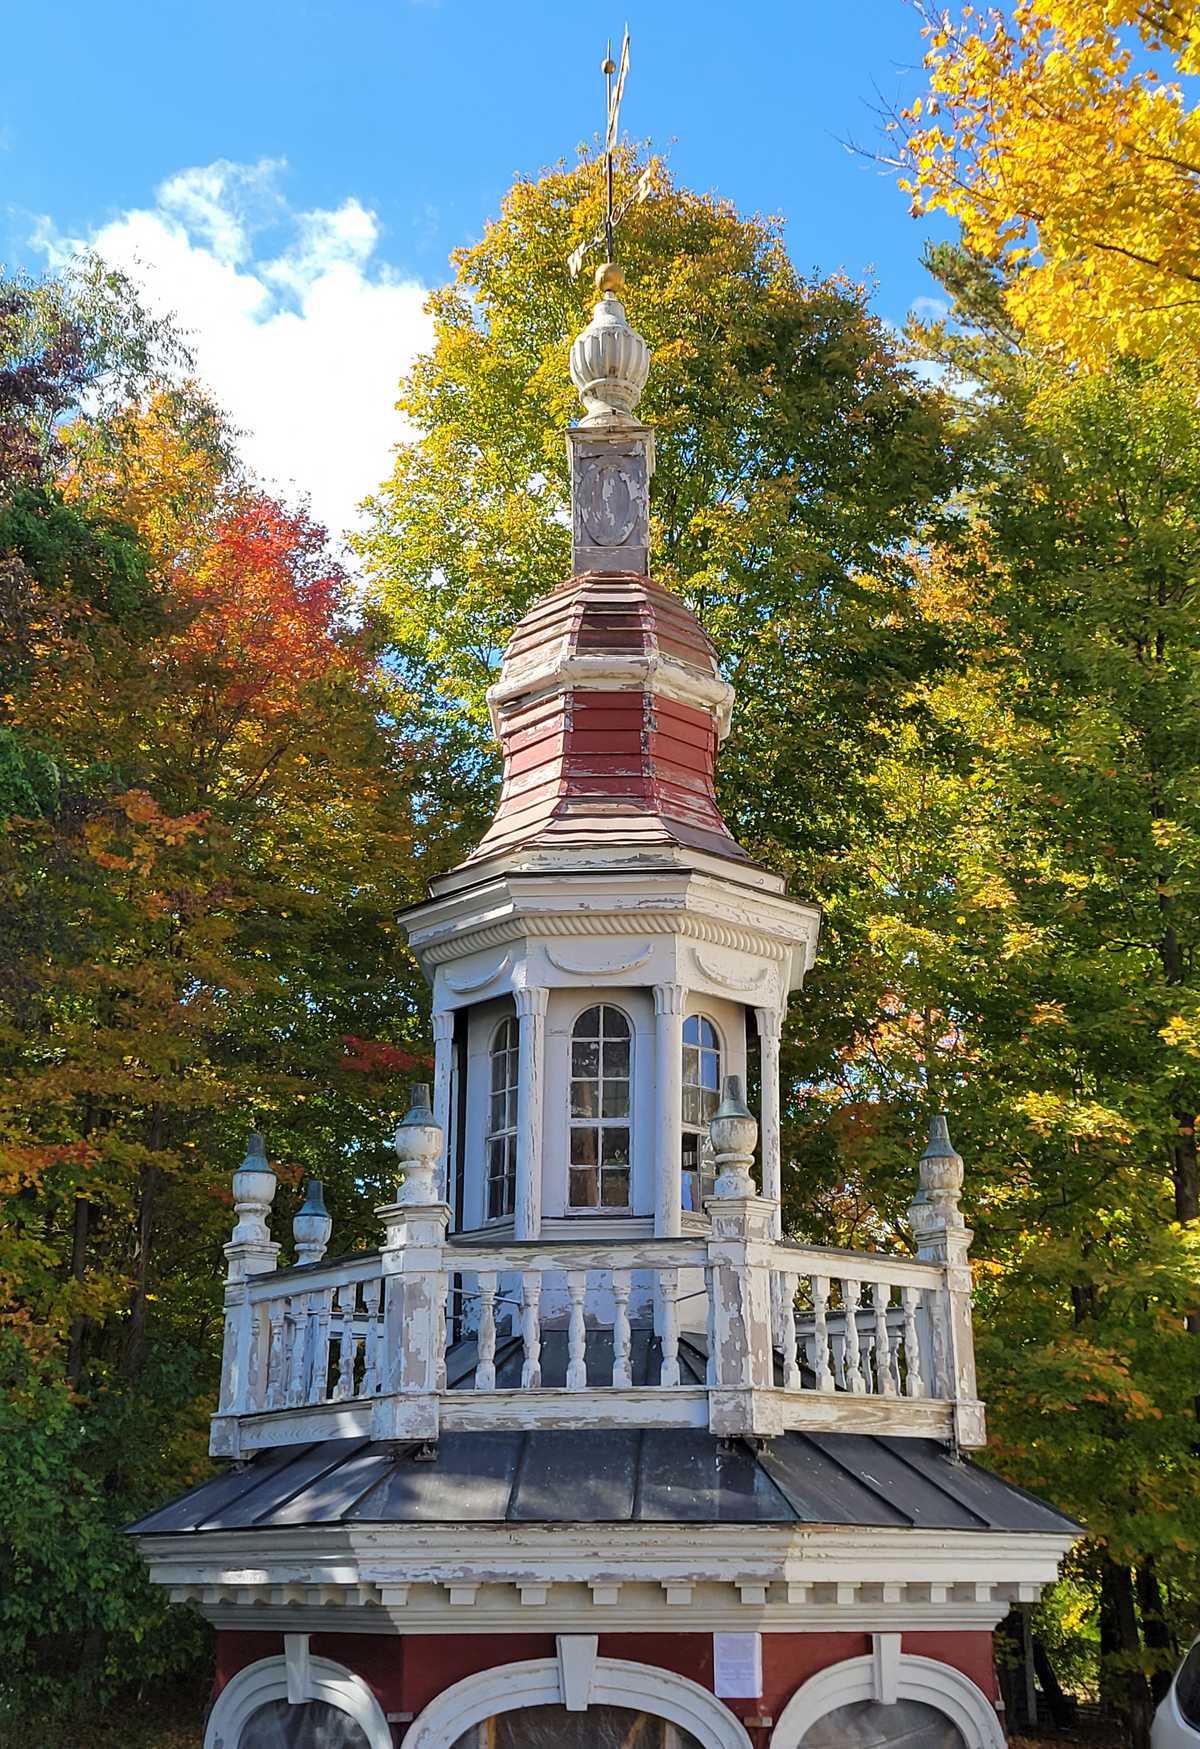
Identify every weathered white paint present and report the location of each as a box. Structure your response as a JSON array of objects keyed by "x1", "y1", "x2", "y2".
[
  {"x1": 556, "y1": 1634, "x2": 598, "y2": 1711},
  {"x1": 654, "y1": 983, "x2": 686, "y2": 1239},
  {"x1": 431, "y1": 1010, "x2": 456, "y2": 1201},
  {"x1": 755, "y1": 1006, "x2": 784, "y2": 1240},
  {"x1": 768, "y1": 1651, "x2": 1007, "y2": 1749},
  {"x1": 514, "y1": 985, "x2": 549, "y2": 1240}
]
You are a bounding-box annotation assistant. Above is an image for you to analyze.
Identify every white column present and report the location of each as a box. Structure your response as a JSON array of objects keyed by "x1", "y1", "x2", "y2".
[
  {"x1": 755, "y1": 1005, "x2": 784, "y2": 1239},
  {"x1": 513, "y1": 986, "x2": 549, "y2": 1240},
  {"x1": 653, "y1": 983, "x2": 686, "y2": 1238},
  {"x1": 431, "y1": 1009, "x2": 455, "y2": 1203}
]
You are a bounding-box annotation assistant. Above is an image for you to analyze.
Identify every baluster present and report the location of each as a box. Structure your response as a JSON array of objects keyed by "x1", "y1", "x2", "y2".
[
  {"x1": 780, "y1": 1271, "x2": 802, "y2": 1390},
  {"x1": 658, "y1": 1267, "x2": 681, "y2": 1387},
  {"x1": 611, "y1": 1269, "x2": 632, "y2": 1387},
  {"x1": 286, "y1": 1295, "x2": 309, "y2": 1407},
  {"x1": 476, "y1": 1271, "x2": 498, "y2": 1391},
  {"x1": 929, "y1": 1288, "x2": 951, "y2": 1398},
  {"x1": 266, "y1": 1299, "x2": 287, "y2": 1409},
  {"x1": 872, "y1": 1283, "x2": 896, "y2": 1396},
  {"x1": 565, "y1": 1270, "x2": 588, "y2": 1390},
  {"x1": 521, "y1": 1273, "x2": 542, "y2": 1389},
  {"x1": 333, "y1": 1284, "x2": 358, "y2": 1400},
  {"x1": 362, "y1": 1278, "x2": 382, "y2": 1395},
  {"x1": 811, "y1": 1274, "x2": 833, "y2": 1392},
  {"x1": 842, "y1": 1278, "x2": 865, "y2": 1393},
  {"x1": 901, "y1": 1285, "x2": 925, "y2": 1398},
  {"x1": 308, "y1": 1286, "x2": 333, "y2": 1405}
]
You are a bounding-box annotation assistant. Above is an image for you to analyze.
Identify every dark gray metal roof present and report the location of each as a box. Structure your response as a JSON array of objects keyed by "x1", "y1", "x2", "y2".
[{"x1": 128, "y1": 1427, "x2": 1078, "y2": 1539}]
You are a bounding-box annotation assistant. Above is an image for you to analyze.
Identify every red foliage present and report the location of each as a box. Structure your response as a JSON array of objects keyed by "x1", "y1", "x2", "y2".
[
  {"x1": 341, "y1": 1035, "x2": 430, "y2": 1077},
  {"x1": 171, "y1": 493, "x2": 363, "y2": 720}
]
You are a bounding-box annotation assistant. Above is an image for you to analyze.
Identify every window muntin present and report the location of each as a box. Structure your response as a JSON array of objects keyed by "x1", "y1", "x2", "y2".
[
  {"x1": 681, "y1": 1013, "x2": 721, "y2": 1212},
  {"x1": 569, "y1": 1004, "x2": 631, "y2": 1210},
  {"x1": 486, "y1": 1016, "x2": 519, "y2": 1220}
]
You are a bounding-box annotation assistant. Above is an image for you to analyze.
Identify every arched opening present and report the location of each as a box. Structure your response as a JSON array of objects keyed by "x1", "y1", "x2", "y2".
[
  {"x1": 769, "y1": 1651, "x2": 1004, "y2": 1749},
  {"x1": 239, "y1": 1697, "x2": 374, "y2": 1748},
  {"x1": 800, "y1": 1698, "x2": 965, "y2": 1747},
  {"x1": 203, "y1": 1656, "x2": 391, "y2": 1749},
  {"x1": 486, "y1": 1014, "x2": 519, "y2": 1219}
]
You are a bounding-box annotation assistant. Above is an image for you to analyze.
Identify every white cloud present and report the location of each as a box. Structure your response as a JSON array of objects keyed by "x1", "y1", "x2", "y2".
[{"x1": 34, "y1": 158, "x2": 433, "y2": 542}]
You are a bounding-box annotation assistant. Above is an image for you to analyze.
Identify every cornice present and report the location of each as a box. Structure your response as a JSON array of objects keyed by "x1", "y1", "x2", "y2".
[{"x1": 420, "y1": 910, "x2": 805, "y2": 970}]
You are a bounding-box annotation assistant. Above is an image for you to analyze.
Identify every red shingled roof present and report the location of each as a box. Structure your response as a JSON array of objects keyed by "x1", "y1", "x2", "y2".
[{"x1": 462, "y1": 571, "x2": 749, "y2": 868}]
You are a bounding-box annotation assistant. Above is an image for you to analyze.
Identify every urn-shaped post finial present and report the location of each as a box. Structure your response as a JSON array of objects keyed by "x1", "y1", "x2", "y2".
[
  {"x1": 292, "y1": 1179, "x2": 332, "y2": 1265},
  {"x1": 231, "y1": 1131, "x2": 277, "y2": 1246},
  {"x1": 393, "y1": 1081, "x2": 444, "y2": 1205},
  {"x1": 909, "y1": 1111, "x2": 966, "y2": 1241},
  {"x1": 569, "y1": 267, "x2": 651, "y2": 428},
  {"x1": 709, "y1": 1075, "x2": 760, "y2": 1200}
]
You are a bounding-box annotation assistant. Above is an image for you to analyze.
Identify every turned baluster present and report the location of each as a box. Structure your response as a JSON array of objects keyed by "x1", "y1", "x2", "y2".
[
  {"x1": 266, "y1": 1300, "x2": 288, "y2": 1409},
  {"x1": 658, "y1": 1267, "x2": 681, "y2": 1387},
  {"x1": 333, "y1": 1284, "x2": 358, "y2": 1400},
  {"x1": 475, "y1": 1271, "x2": 498, "y2": 1391},
  {"x1": 611, "y1": 1269, "x2": 632, "y2": 1387},
  {"x1": 307, "y1": 1286, "x2": 333, "y2": 1405},
  {"x1": 842, "y1": 1278, "x2": 865, "y2": 1393},
  {"x1": 929, "y1": 1286, "x2": 951, "y2": 1398},
  {"x1": 521, "y1": 1273, "x2": 542, "y2": 1390},
  {"x1": 286, "y1": 1296, "x2": 309, "y2": 1407},
  {"x1": 362, "y1": 1278, "x2": 382, "y2": 1395},
  {"x1": 872, "y1": 1283, "x2": 896, "y2": 1396},
  {"x1": 902, "y1": 1285, "x2": 925, "y2": 1398},
  {"x1": 780, "y1": 1270, "x2": 802, "y2": 1390},
  {"x1": 566, "y1": 1270, "x2": 588, "y2": 1391},
  {"x1": 811, "y1": 1274, "x2": 833, "y2": 1392}
]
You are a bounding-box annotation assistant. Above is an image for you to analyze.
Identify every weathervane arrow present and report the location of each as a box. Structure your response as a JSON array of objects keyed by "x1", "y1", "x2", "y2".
[{"x1": 567, "y1": 26, "x2": 651, "y2": 281}]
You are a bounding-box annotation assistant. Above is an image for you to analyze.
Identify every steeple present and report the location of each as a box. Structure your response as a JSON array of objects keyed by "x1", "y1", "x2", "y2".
[{"x1": 459, "y1": 266, "x2": 750, "y2": 872}]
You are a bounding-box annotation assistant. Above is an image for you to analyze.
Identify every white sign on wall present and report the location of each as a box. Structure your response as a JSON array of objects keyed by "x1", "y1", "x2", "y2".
[{"x1": 713, "y1": 1631, "x2": 763, "y2": 1698}]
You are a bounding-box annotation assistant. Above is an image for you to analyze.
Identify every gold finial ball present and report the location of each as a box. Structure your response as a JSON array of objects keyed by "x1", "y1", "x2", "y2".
[
  {"x1": 594, "y1": 261, "x2": 625, "y2": 296},
  {"x1": 601, "y1": 55, "x2": 616, "y2": 74}
]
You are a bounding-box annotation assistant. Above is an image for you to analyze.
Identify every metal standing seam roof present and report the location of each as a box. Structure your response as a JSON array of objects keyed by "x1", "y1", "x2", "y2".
[{"x1": 128, "y1": 1334, "x2": 1078, "y2": 1540}]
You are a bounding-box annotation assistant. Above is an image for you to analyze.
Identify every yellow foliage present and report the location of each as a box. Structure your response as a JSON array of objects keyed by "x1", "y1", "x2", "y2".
[{"x1": 900, "y1": 0, "x2": 1200, "y2": 371}]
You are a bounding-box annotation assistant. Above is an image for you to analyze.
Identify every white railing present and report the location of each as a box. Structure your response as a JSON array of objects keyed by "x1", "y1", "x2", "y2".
[{"x1": 212, "y1": 1216, "x2": 984, "y2": 1457}]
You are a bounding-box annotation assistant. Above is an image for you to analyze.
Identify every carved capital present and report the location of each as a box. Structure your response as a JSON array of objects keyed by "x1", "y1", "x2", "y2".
[
  {"x1": 754, "y1": 1004, "x2": 784, "y2": 1043},
  {"x1": 432, "y1": 1010, "x2": 456, "y2": 1043},
  {"x1": 514, "y1": 985, "x2": 550, "y2": 1019},
  {"x1": 653, "y1": 982, "x2": 687, "y2": 1018}
]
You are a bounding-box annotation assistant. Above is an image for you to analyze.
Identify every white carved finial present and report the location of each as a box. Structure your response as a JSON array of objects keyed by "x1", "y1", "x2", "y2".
[
  {"x1": 569, "y1": 266, "x2": 651, "y2": 428},
  {"x1": 292, "y1": 1180, "x2": 332, "y2": 1265},
  {"x1": 709, "y1": 1075, "x2": 759, "y2": 1199},
  {"x1": 394, "y1": 1082, "x2": 444, "y2": 1205},
  {"x1": 230, "y1": 1133, "x2": 277, "y2": 1245},
  {"x1": 908, "y1": 1112, "x2": 966, "y2": 1242}
]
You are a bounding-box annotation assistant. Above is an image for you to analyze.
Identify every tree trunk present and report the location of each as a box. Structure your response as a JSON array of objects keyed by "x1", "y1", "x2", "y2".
[
  {"x1": 65, "y1": 1195, "x2": 91, "y2": 1389},
  {"x1": 1100, "y1": 1556, "x2": 1154, "y2": 1749},
  {"x1": 1137, "y1": 1555, "x2": 1176, "y2": 1704},
  {"x1": 122, "y1": 1161, "x2": 160, "y2": 1381}
]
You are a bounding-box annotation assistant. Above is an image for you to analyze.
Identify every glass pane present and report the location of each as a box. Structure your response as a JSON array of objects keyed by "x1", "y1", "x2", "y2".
[
  {"x1": 700, "y1": 1049, "x2": 720, "y2": 1090},
  {"x1": 698, "y1": 1018, "x2": 719, "y2": 1049},
  {"x1": 682, "y1": 1045, "x2": 699, "y2": 1086},
  {"x1": 601, "y1": 1166, "x2": 630, "y2": 1207},
  {"x1": 571, "y1": 1039, "x2": 600, "y2": 1078},
  {"x1": 682, "y1": 1014, "x2": 700, "y2": 1046},
  {"x1": 569, "y1": 1166, "x2": 598, "y2": 1207},
  {"x1": 681, "y1": 1170, "x2": 699, "y2": 1213},
  {"x1": 571, "y1": 1080, "x2": 598, "y2": 1118},
  {"x1": 801, "y1": 1697, "x2": 966, "y2": 1747},
  {"x1": 489, "y1": 1091, "x2": 507, "y2": 1133},
  {"x1": 601, "y1": 1079, "x2": 629, "y2": 1118},
  {"x1": 574, "y1": 1006, "x2": 601, "y2": 1038},
  {"x1": 602, "y1": 1040, "x2": 629, "y2": 1077},
  {"x1": 701, "y1": 1088, "x2": 719, "y2": 1122},
  {"x1": 570, "y1": 1127, "x2": 598, "y2": 1166},
  {"x1": 682, "y1": 1086, "x2": 702, "y2": 1126},
  {"x1": 241, "y1": 1698, "x2": 372, "y2": 1749},
  {"x1": 602, "y1": 1007, "x2": 629, "y2": 1040},
  {"x1": 452, "y1": 1702, "x2": 704, "y2": 1749},
  {"x1": 601, "y1": 1127, "x2": 630, "y2": 1166}
]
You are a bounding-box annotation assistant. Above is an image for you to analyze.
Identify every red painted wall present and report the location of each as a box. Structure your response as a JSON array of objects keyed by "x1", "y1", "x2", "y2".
[{"x1": 213, "y1": 1623, "x2": 997, "y2": 1744}]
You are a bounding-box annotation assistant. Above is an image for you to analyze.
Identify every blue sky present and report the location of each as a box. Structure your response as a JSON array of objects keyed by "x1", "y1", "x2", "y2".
[{"x1": 1, "y1": 0, "x2": 952, "y2": 538}]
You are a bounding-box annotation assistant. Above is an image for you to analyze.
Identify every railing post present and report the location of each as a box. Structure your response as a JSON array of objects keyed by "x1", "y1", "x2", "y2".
[
  {"x1": 211, "y1": 1134, "x2": 281, "y2": 1458},
  {"x1": 754, "y1": 1004, "x2": 784, "y2": 1240},
  {"x1": 704, "y1": 1077, "x2": 781, "y2": 1438},
  {"x1": 373, "y1": 1083, "x2": 449, "y2": 1444},
  {"x1": 908, "y1": 1114, "x2": 986, "y2": 1448}
]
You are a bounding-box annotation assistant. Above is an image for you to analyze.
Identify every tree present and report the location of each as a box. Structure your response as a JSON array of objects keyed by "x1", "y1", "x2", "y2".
[{"x1": 895, "y1": 0, "x2": 1200, "y2": 371}]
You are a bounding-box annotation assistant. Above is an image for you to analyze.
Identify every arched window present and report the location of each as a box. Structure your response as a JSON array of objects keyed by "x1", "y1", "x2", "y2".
[
  {"x1": 569, "y1": 1004, "x2": 631, "y2": 1210},
  {"x1": 240, "y1": 1697, "x2": 373, "y2": 1748},
  {"x1": 487, "y1": 1016, "x2": 519, "y2": 1220},
  {"x1": 681, "y1": 1014, "x2": 721, "y2": 1212}
]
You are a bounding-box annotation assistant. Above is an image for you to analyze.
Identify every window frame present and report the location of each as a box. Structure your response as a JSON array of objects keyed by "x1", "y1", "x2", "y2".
[
  {"x1": 485, "y1": 1014, "x2": 520, "y2": 1222},
  {"x1": 681, "y1": 1012, "x2": 723, "y2": 1213},
  {"x1": 567, "y1": 1001, "x2": 634, "y2": 1214}
]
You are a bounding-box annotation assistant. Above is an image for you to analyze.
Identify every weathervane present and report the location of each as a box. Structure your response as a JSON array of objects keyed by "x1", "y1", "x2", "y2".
[{"x1": 568, "y1": 27, "x2": 652, "y2": 282}]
